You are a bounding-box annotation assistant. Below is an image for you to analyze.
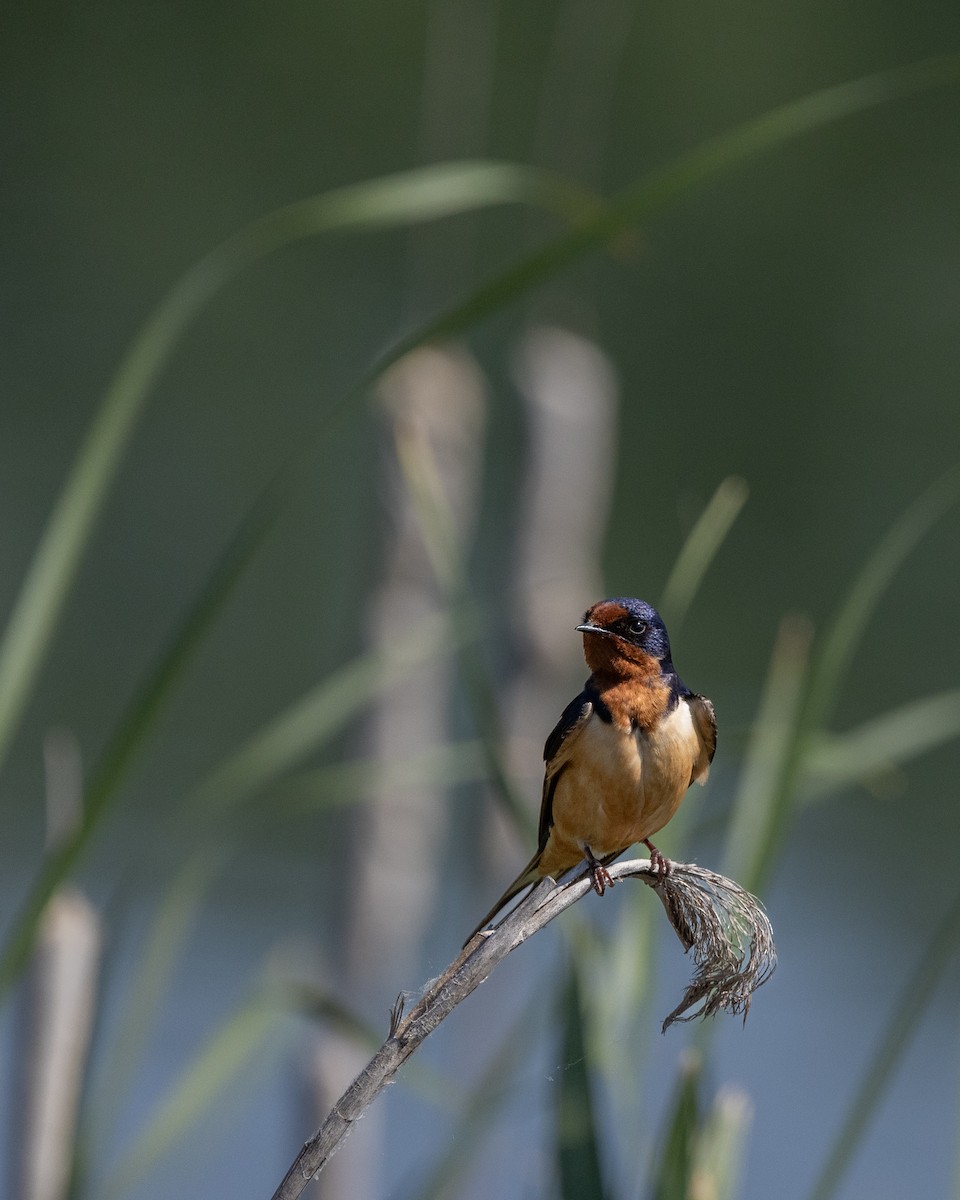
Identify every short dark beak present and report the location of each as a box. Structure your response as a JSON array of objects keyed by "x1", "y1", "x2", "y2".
[{"x1": 576, "y1": 622, "x2": 609, "y2": 637}]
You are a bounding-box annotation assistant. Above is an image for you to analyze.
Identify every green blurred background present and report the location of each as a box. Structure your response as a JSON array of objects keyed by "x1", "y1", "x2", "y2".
[{"x1": 2, "y1": 2, "x2": 960, "y2": 1198}]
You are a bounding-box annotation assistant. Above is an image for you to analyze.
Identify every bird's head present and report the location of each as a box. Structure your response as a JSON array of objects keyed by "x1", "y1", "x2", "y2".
[{"x1": 577, "y1": 598, "x2": 674, "y2": 675}]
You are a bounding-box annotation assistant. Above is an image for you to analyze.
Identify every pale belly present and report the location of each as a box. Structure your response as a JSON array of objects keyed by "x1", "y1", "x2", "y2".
[{"x1": 541, "y1": 704, "x2": 700, "y2": 877}]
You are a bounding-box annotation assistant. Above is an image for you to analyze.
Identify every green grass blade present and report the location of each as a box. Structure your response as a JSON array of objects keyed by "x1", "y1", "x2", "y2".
[
  {"x1": 4, "y1": 57, "x2": 958, "y2": 791},
  {"x1": 567, "y1": 891, "x2": 658, "y2": 1184},
  {"x1": 389, "y1": 411, "x2": 469, "y2": 594},
  {"x1": 0, "y1": 163, "x2": 592, "y2": 784},
  {"x1": 101, "y1": 991, "x2": 281, "y2": 1200},
  {"x1": 804, "y1": 465, "x2": 960, "y2": 732},
  {"x1": 85, "y1": 850, "x2": 228, "y2": 1140},
  {"x1": 557, "y1": 965, "x2": 607, "y2": 1200},
  {"x1": 807, "y1": 885, "x2": 960, "y2": 1200},
  {"x1": 349, "y1": 64, "x2": 960, "y2": 854},
  {"x1": 2, "y1": 54, "x2": 956, "y2": 1009},
  {"x1": 85, "y1": 613, "x2": 459, "y2": 1133},
  {"x1": 689, "y1": 1087, "x2": 752, "y2": 1200},
  {"x1": 732, "y1": 468, "x2": 960, "y2": 893},
  {"x1": 0, "y1": 489, "x2": 281, "y2": 1001},
  {"x1": 587, "y1": 889, "x2": 657, "y2": 1079},
  {"x1": 560, "y1": 481, "x2": 750, "y2": 1185},
  {"x1": 388, "y1": 386, "x2": 534, "y2": 839},
  {"x1": 659, "y1": 476, "x2": 749, "y2": 631},
  {"x1": 369, "y1": 56, "x2": 960, "y2": 385},
  {"x1": 5, "y1": 53, "x2": 954, "y2": 811},
  {"x1": 282, "y1": 981, "x2": 389, "y2": 1050},
  {"x1": 0, "y1": 161, "x2": 579, "y2": 1031},
  {"x1": 192, "y1": 610, "x2": 459, "y2": 818},
  {"x1": 454, "y1": 630, "x2": 537, "y2": 840},
  {"x1": 0, "y1": 512, "x2": 452, "y2": 1008},
  {"x1": 803, "y1": 688, "x2": 960, "y2": 802},
  {"x1": 722, "y1": 616, "x2": 813, "y2": 890},
  {"x1": 650, "y1": 1052, "x2": 702, "y2": 1200},
  {"x1": 276, "y1": 739, "x2": 487, "y2": 814}
]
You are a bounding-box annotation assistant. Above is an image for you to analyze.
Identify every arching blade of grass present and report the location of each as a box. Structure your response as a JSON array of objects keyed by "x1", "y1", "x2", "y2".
[
  {"x1": 282, "y1": 981, "x2": 391, "y2": 1049},
  {"x1": 8, "y1": 613, "x2": 467, "y2": 1200},
  {"x1": 2, "y1": 54, "x2": 957, "y2": 1008},
  {"x1": 726, "y1": 467, "x2": 960, "y2": 893},
  {"x1": 650, "y1": 1052, "x2": 702, "y2": 1200},
  {"x1": 274, "y1": 740, "x2": 487, "y2": 814},
  {"x1": 101, "y1": 989, "x2": 283, "y2": 1200},
  {"x1": 388, "y1": 401, "x2": 534, "y2": 839},
  {"x1": 579, "y1": 887, "x2": 658, "y2": 1086},
  {"x1": 722, "y1": 616, "x2": 813, "y2": 892},
  {"x1": 0, "y1": 488, "x2": 282, "y2": 1001},
  {"x1": 557, "y1": 963, "x2": 607, "y2": 1200},
  {"x1": 701, "y1": 478, "x2": 960, "y2": 1200},
  {"x1": 7, "y1": 52, "x2": 960, "y2": 807},
  {"x1": 559, "y1": 478, "x2": 749, "y2": 1188},
  {"x1": 659, "y1": 476, "x2": 749, "y2": 632},
  {"x1": 0, "y1": 163, "x2": 594, "y2": 784},
  {"x1": 807, "y1": 885, "x2": 960, "y2": 1200},
  {"x1": 564, "y1": 881, "x2": 658, "y2": 1191},
  {"x1": 802, "y1": 688, "x2": 960, "y2": 802},
  {"x1": 190, "y1": 610, "x2": 460, "y2": 819},
  {"x1": 689, "y1": 1087, "x2": 752, "y2": 1200},
  {"x1": 648, "y1": 1062, "x2": 750, "y2": 1200},
  {"x1": 804, "y1": 464, "x2": 960, "y2": 733},
  {"x1": 0, "y1": 566, "x2": 457, "y2": 1007},
  {"x1": 757, "y1": 465, "x2": 960, "y2": 874},
  {"x1": 87, "y1": 610, "x2": 465, "y2": 1127},
  {"x1": 453, "y1": 636, "x2": 539, "y2": 840},
  {"x1": 6, "y1": 55, "x2": 957, "y2": 795},
  {"x1": 83, "y1": 849, "x2": 227, "y2": 1143},
  {"x1": 369, "y1": 55, "x2": 960, "y2": 387},
  {"x1": 653, "y1": 474, "x2": 751, "y2": 854}
]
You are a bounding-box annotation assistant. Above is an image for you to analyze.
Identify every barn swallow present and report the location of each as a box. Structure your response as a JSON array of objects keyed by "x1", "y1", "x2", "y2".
[{"x1": 466, "y1": 597, "x2": 716, "y2": 944}]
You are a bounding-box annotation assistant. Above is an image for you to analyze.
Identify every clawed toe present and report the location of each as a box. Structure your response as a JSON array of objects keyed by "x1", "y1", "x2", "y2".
[
  {"x1": 643, "y1": 839, "x2": 672, "y2": 881},
  {"x1": 583, "y1": 846, "x2": 615, "y2": 896},
  {"x1": 590, "y1": 862, "x2": 614, "y2": 895}
]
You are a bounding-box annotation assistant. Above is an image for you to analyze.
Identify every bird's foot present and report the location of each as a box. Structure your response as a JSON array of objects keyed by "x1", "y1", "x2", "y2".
[
  {"x1": 584, "y1": 846, "x2": 615, "y2": 896},
  {"x1": 643, "y1": 839, "x2": 672, "y2": 880}
]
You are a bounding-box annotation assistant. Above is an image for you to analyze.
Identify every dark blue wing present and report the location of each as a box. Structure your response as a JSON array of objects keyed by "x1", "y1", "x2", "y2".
[
  {"x1": 538, "y1": 688, "x2": 595, "y2": 850},
  {"x1": 542, "y1": 688, "x2": 595, "y2": 761}
]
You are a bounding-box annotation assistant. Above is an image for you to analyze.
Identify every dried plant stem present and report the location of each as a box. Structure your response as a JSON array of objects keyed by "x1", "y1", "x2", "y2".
[
  {"x1": 269, "y1": 859, "x2": 775, "y2": 1200},
  {"x1": 14, "y1": 889, "x2": 103, "y2": 1200}
]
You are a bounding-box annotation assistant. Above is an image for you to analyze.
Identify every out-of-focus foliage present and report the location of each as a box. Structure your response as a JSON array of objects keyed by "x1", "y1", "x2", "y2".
[{"x1": 2, "y1": 4, "x2": 959, "y2": 1200}]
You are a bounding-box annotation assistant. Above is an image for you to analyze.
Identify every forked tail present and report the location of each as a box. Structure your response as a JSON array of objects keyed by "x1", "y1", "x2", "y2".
[{"x1": 462, "y1": 851, "x2": 543, "y2": 947}]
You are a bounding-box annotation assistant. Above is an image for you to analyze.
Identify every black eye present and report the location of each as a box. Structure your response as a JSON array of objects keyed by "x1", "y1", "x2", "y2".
[{"x1": 629, "y1": 619, "x2": 647, "y2": 636}]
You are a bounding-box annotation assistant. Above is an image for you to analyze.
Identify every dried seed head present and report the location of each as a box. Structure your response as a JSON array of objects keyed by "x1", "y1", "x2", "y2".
[{"x1": 651, "y1": 864, "x2": 777, "y2": 1031}]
